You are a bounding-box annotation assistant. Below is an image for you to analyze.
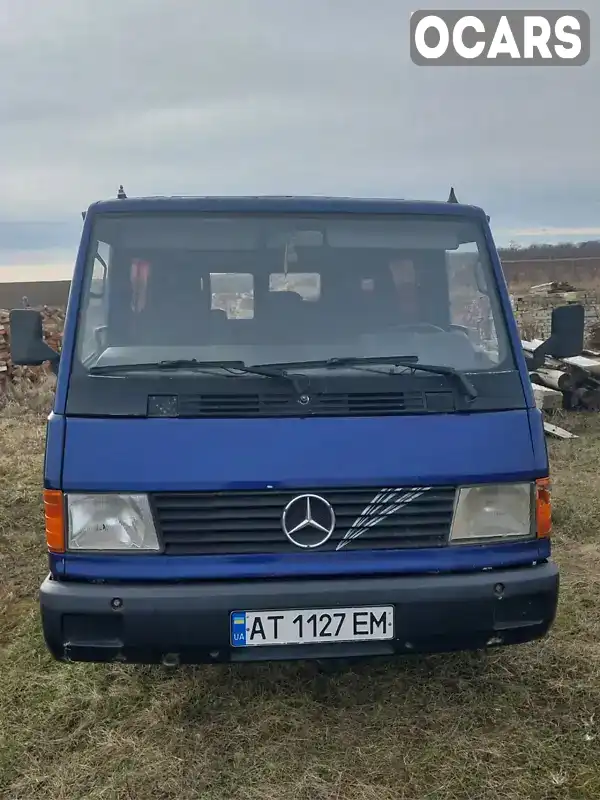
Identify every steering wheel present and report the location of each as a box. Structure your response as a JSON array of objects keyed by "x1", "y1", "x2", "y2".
[{"x1": 382, "y1": 322, "x2": 446, "y2": 334}]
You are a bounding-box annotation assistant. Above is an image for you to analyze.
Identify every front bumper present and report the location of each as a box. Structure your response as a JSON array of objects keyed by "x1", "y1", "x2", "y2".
[{"x1": 40, "y1": 561, "x2": 559, "y2": 664}]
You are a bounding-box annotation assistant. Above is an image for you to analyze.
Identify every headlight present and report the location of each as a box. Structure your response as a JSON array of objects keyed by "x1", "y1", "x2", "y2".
[
  {"x1": 66, "y1": 493, "x2": 160, "y2": 551},
  {"x1": 449, "y1": 483, "x2": 534, "y2": 544}
]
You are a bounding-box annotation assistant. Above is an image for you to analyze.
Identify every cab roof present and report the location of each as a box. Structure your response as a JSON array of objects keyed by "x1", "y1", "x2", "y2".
[{"x1": 85, "y1": 194, "x2": 488, "y2": 220}]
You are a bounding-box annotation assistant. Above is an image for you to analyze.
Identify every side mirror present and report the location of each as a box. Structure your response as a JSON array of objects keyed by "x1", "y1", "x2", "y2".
[
  {"x1": 527, "y1": 303, "x2": 584, "y2": 369},
  {"x1": 9, "y1": 309, "x2": 60, "y2": 374},
  {"x1": 547, "y1": 303, "x2": 585, "y2": 358}
]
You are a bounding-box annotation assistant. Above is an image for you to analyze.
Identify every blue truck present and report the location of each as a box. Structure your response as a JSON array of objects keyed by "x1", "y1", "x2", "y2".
[{"x1": 9, "y1": 189, "x2": 584, "y2": 665}]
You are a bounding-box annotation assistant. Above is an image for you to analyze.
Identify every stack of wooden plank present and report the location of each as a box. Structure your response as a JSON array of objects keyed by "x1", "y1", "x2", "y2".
[
  {"x1": 521, "y1": 339, "x2": 600, "y2": 440},
  {"x1": 523, "y1": 339, "x2": 600, "y2": 412}
]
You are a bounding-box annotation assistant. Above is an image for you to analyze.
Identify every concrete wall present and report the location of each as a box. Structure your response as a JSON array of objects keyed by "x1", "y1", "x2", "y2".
[{"x1": 510, "y1": 290, "x2": 600, "y2": 344}]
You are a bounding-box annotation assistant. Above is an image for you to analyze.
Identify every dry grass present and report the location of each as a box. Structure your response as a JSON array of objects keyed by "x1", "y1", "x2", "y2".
[
  {"x1": 505, "y1": 263, "x2": 600, "y2": 291},
  {"x1": 0, "y1": 374, "x2": 57, "y2": 417},
  {"x1": 0, "y1": 393, "x2": 599, "y2": 799}
]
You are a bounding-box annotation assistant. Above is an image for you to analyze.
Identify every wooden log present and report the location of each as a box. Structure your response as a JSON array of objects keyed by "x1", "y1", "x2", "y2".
[
  {"x1": 522, "y1": 339, "x2": 600, "y2": 375},
  {"x1": 532, "y1": 367, "x2": 574, "y2": 392}
]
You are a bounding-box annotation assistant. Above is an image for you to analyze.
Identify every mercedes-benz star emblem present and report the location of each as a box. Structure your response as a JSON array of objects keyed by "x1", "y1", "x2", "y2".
[{"x1": 281, "y1": 494, "x2": 336, "y2": 549}]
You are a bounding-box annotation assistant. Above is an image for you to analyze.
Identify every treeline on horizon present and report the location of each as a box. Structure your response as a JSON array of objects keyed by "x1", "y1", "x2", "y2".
[{"x1": 497, "y1": 239, "x2": 600, "y2": 261}]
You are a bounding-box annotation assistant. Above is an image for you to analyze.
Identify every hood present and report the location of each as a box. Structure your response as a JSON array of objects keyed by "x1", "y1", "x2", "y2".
[{"x1": 61, "y1": 410, "x2": 543, "y2": 491}]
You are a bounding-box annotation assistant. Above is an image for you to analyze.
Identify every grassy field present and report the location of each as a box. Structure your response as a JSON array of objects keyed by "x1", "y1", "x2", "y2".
[{"x1": 0, "y1": 390, "x2": 599, "y2": 799}]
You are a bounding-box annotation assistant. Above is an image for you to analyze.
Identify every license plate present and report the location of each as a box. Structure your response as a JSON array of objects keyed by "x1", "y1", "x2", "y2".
[{"x1": 230, "y1": 606, "x2": 394, "y2": 647}]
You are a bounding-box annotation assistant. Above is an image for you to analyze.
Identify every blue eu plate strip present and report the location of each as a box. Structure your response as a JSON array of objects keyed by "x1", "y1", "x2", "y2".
[{"x1": 231, "y1": 612, "x2": 247, "y2": 647}]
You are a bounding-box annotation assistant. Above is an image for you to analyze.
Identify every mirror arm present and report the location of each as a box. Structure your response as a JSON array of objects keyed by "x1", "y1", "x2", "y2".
[
  {"x1": 527, "y1": 336, "x2": 555, "y2": 371},
  {"x1": 26, "y1": 342, "x2": 60, "y2": 368},
  {"x1": 49, "y1": 354, "x2": 60, "y2": 375}
]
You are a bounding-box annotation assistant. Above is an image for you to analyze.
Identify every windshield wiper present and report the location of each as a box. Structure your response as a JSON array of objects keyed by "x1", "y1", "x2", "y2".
[
  {"x1": 328, "y1": 356, "x2": 477, "y2": 400},
  {"x1": 89, "y1": 356, "x2": 477, "y2": 401},
  {"x1": 88, "y1": 359, "x2": 308, "y2": 392},
  {"x1": 89, "y1": 359, "x2": 244, "y2": 375},
  {"x1": 252, "y1": 356, "x2": 478, "y2": 401}
]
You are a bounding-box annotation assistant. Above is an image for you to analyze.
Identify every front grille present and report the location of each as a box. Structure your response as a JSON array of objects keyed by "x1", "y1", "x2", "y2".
[
  {"x1": 151, "y1": 389, "x2": 455, "y2": 418},
  {"x1": 151, "y1": 486, "x2": 456, "y2": 555}
]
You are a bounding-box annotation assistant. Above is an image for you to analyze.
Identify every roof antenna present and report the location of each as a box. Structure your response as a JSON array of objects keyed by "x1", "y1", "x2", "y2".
[
  {"x1": 447, "y1": 187, "x2": 458, "y2": 203},
  {"x1": 117, "y1": 184, "x2": 127, "y2": 199}
]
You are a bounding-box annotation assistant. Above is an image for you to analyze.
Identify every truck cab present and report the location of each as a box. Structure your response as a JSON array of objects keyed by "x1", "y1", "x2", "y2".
[{"x1": 10, "y1": 193, "x2": 584, "y2": 664}]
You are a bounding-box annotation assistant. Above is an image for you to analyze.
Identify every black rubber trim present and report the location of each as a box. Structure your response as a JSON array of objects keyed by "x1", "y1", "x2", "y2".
[{"x1": 65, "y1": 370, "x2": 527, "y2": 417}]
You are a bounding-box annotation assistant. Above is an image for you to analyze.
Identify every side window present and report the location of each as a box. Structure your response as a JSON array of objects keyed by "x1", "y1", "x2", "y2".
[
  {"x1": 269, "y1": 272, "x2": 321, "y2": 300},
  {"x1": 210, "y1": 272, "x2": 254, "y2": 319},
  {"x1": 446, "y1": 243, "x2": 499, "y2": 359},
  {"x1": 81, "y1": 241, "x2": 111, "y2": 359},
  {"x1": 91, "y1": 241, "x2": 110, "y2": 298}
]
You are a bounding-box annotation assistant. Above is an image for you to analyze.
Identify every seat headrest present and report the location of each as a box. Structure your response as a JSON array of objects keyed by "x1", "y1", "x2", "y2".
[{"x1": 267, "y1": 291, "x2": 305, "y2": 309}]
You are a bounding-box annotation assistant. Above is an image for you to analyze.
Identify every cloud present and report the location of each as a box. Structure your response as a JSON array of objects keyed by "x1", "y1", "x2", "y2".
[{"x1": 0, "y1": 0, "x2": 598, "y2": 277}]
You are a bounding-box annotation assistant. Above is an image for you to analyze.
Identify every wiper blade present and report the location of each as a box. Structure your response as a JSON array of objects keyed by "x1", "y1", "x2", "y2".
[
  {"x1": 88, "y1": 359, "x2": 307, "y2": 391},
  {"x1": 329, "y1": 356, "x2": 477, "y2": 401},
  {"x1": 399, "y1": 362, "x2": 477, "y2": 401},
  {"x1": 252, "y1": 355, "x2": 418, "y2": 372},
  {"x1": 89, "y1": 359, "x2": 249, "y2": 375},
  {"x1": 253, "y1": 356, "x2": 478, "y2": 401}
]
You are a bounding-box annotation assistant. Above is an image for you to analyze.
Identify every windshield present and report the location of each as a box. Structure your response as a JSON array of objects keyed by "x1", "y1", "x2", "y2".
[{"x1": 75, "y1": 212, "x2": 514, "y2": 374}]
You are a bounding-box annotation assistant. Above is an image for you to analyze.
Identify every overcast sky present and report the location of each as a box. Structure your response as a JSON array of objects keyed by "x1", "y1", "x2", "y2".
[{"x1": 0, "y1": 0, "x2": 598, "y2": 281}]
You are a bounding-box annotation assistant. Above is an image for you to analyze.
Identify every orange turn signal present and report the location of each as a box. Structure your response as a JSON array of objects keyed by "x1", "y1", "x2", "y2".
[
  {"x1": 43, "y1": 489, "x2": 65, "y2": 553},
  {"x1": 535, "y1": 478, "x2": 552, "y2": 538}
]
